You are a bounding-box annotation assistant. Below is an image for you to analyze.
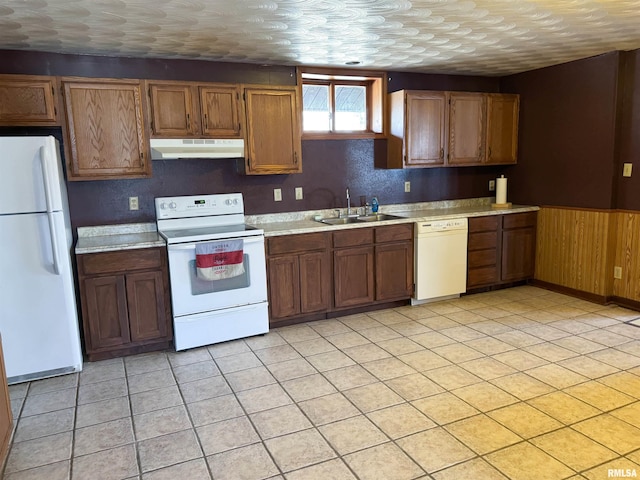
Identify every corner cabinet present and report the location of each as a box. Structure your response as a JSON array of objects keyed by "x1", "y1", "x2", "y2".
[
  {"x1": 241, "y1": 86, "x2": 302, "y2": 175},
  {"x1": 61, "y1": 78, "x2": 151, "y2": 181},
  {"x1": 467, "y1": 212, "x2": 536, "y2": 291},
  {"x1": 146, "y1": 81, "x2": 242, "y2": 138},
  {"x1": 267, "y1": 233, "x2": 332, "y2": 325},
  {"x1": 0, "y1": 74, "x2": 60, "y2": 126},
  {"x1": 385, "y1": 90, "x2": 519, "y2": 168},
  {"x1": 77, "y1": 247, "x2": 172, "y2": 361}
]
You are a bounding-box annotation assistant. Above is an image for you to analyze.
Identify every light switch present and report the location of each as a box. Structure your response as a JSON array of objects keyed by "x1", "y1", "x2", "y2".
[
  {"x1": 623, "y1": 163, "x2": 633, "y2": 177},
  {"x1": 274, "y1": 188, "x2": 282, "y2": 202},
  {"x1": 404, "y1": 181, "x2": 411, "y2": 193},
  {"x1": 295, "y1": 187, "x2": 303, "y2": 200}
]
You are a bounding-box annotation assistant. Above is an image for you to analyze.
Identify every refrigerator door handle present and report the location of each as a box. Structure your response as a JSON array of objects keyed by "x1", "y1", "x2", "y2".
[{"x1": 40, "y1": 146, "x2": 61, "y2": 275}]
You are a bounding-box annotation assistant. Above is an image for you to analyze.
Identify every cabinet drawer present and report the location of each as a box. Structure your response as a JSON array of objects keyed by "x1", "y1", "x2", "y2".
[
  {"x1": 333, "y1": 228, "x2": 374, "y2": 248},
  {"x1": 468, "y1": 215, "x2": 499, "y2": 233},
  {"x1": 79, "y1": 248, "x2": 163, "y2": 275},
  {"x1": 267, "y1": 233, "x2": 329, "y2": 255},
  {"x1": 468, "y1": 231, "x2": 498, "y2": 251},
  {"x1": 468, "y1": 266, "x2": 499, "y2": 288},
  {"x1": 268, "y1": 233, "x2": 329, "y2": 255},
  {"x1": 503, "y1": 212, "x2": 537, "y2": 229},
  {"x1": 468, "y1": 249, "x2": 497, "y2": 269},
  {"x1": 375, "y1": 224, "x2": 413, "y2": 243}
]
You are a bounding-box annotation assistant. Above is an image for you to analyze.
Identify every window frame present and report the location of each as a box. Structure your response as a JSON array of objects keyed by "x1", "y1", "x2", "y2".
[{"x1": 298, "y1": 67, "x2": 387, "y2": 140}]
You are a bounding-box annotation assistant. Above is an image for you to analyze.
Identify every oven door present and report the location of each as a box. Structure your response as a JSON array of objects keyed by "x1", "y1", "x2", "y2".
[{"x1": 167, "y1": 234, "x2": 267, "y2": 317}]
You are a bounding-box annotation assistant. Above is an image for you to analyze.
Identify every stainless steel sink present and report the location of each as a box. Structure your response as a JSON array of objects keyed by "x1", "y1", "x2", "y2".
[
  {"x1": 356, "y1": 214, "x2": 402, "y2": 222},
  {"x1": 319, "y1": 216, "x2": 360, "y2": 225},
  {"x1": 317, "y1": 213, "x2": 402, "y2": 225}
]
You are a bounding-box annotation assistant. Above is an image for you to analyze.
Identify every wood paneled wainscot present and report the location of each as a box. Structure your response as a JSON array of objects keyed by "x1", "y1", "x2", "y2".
[
  {"x1": 0, "y1": 74, "x2": 60, "y2": 126},
  {"x1": 61, "y1": 78, "x2": 150, "y2": 180},
  {"x1": 77, "y1": 247, "x2": 172, "y2": 361},
  {"x1": 535, "y1": 207, "x2": 640, "y2": 307},
  {"x1": 0, "y1": 335, "x2": 12, "y2": 469},
  {"x1": 267, "y1": 232, "x2": 332, "y2": 325}
]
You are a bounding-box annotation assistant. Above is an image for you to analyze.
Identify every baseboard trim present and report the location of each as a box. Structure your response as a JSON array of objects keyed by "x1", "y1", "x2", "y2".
[
  {"x1": 531, "y1": 280, "x2": 609, "y2": 305},
  {"x1": 609, "y1": 296, "x2": 640, "y2": 312}
]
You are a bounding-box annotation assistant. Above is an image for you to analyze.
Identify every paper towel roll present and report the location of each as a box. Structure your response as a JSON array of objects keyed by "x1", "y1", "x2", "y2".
[{"x1": 496, "y1": 175, "x2": 507, "y2": 204}]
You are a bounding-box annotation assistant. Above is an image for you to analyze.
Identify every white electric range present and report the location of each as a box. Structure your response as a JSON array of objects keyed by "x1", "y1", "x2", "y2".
[{"x1": 155, "y1": 193, "x2": 268, "y2": 350}]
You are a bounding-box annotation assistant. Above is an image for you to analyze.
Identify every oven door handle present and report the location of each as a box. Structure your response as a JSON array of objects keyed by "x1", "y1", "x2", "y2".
[{"x1": 168, "y1": 236, "x2": 265, "y2": 250}]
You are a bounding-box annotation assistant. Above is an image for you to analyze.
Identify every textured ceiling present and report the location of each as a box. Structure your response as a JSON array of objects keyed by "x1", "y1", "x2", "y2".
[{"x1": 1, "y1": 0, "x2": 640, "y2": 76}]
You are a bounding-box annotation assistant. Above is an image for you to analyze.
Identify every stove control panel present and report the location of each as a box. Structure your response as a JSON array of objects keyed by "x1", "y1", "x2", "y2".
[{"x1": 155, "y1": 193, "x2": 245, "y2": 219}]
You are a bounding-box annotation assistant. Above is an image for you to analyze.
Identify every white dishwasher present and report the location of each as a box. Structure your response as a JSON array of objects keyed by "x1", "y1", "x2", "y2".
[{"x1": 412, "y1": 218, "x2": 468, "y2": 304}]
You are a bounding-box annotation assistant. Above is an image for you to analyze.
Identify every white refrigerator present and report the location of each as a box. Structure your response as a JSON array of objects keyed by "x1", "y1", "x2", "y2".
[{"x1": 0, "y1": 136, "x2": 83, "y2": 384}]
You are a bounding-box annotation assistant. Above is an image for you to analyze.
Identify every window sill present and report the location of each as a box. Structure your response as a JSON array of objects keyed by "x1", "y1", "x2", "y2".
[{"x1": 302, "y1": 132, "x2": 387, "y2": 141}]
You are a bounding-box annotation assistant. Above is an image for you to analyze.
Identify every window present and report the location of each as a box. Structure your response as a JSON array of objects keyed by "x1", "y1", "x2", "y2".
[{"x1": 299, "y1": 68, "x2": 386, "y2": 138}]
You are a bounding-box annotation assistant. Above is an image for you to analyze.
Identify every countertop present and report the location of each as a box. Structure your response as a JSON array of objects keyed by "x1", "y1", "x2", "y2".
[
  {"x1": 75, "y1": 223, "x2": 165, "y2": 254},
  {"x1": 75, "y1": 198, "x2": 540, "y2": 253},
  {"x1": 250, "y1": 201, "x2": 539, "y2": 237}
]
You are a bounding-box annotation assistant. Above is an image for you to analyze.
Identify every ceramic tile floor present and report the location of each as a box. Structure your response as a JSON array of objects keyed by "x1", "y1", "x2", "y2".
[{"x1": 5, "y1": 286, "x2": 640, "y2": 480}]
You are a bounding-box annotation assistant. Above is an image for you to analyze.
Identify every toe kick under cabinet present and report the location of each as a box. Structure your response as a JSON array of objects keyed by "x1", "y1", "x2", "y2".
[{"x1": 77, "y1": 247, "x2": 173, "y2": 361}]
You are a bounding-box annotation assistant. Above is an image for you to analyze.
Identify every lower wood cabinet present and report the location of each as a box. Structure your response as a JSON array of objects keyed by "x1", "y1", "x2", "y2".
[
  {"x1": 0, "y1": 335, "x2": 12, "y2": 469},
  {"x1": 77, "y1": 247, "x2": 172, "y2": 361},
  {"x1": 266, "y1": 224, "x2": 413, "y2": 323},
  {"x1": 467, "y1": 212, "x2": 537, "y2": 290},
  {"x1": 267, "y1": 233, "x2": 331, "y2": 324}
]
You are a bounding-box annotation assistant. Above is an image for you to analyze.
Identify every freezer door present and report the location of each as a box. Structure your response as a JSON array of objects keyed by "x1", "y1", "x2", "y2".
[
  {"x1": 0, "y1": 212, "x2": 82, "y2": 381},
  {"x1": 0, "y1": 136, "x2": 65, "y2": 215}
]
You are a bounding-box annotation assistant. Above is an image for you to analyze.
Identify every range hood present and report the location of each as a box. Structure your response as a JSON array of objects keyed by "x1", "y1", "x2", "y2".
[{"x1": 150, "y1": 138, "x2": 245, "y2": 159}]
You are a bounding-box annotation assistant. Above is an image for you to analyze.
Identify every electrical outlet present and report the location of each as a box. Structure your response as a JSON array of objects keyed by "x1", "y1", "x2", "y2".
[
  {"x1": 614, "y1": 266, "x2": 623, "y2": 279},
  {"x1": 404, "y1": 181, "x2": 411, "y2": 193},
  {"x1": 129, "y1": 196, "x2": 139, "y2": 210},
  {"x1": 623, "y1": 163, "x2": 633, "y2": 177},
  {"x1": 295, "y1": 187, "x2": 303, "y2": 200},
  {"x1": 273, "y1": 188, "x2": 282, "y2": 202},
  {"x1": 489, "y1": 180, "x2": 496, "y2": 191}
]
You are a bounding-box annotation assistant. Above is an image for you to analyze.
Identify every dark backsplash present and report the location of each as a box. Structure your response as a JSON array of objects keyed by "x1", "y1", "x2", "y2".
[{"x1": 66, "y1": 139, "x2": 508, "y2": 226}]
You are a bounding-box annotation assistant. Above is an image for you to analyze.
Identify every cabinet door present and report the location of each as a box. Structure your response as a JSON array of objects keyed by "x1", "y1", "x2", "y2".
[
  {"x1": 375, "y1": 242, "x2": 413, "y2": 301},
  {"x1": 406, "y1": 91, "x2": 447, "y2": 166},
  {"x1": 148, "y1": 83, "x2": 197, "y2": 136},
  {"x1": 486, "y1": 94, "x2": 519, "y2": 164},
  {"x1": 501, "y1": 227, "x2": 536, "y2": 282},
  {"x1": 63, "y1": 80, "x2": 150, "y2": 180},
  {"x1": 244, "y1": 87, "x2": 302, "y2": 174},
  {"x1": 126, "y1": 271, "x2": 170, "y2": 343},
  {"x1": 200, "y1": 85, "x2": 241, "y2": 137},
  {"x1": 0, "y1": 75, "x2": 58, "y2": 125},
  {"x1": 83, "y1": 275, "x2": 131, "y2": 351},
  {"x1": 299, "y1": 251, "x2": 331, "y2": 313},
  {"x1": 448, "y1": 93, "x2": 486, "y2": 165},
  {"x1": 0, "y1": 336, "x2": 12, "y2": 467},
  {"x1": 334, "y1": 246, "x2": 374, "y2": 308},
  {"x1": 268, "y1": 256, "x2": 301, "y2": 320}
]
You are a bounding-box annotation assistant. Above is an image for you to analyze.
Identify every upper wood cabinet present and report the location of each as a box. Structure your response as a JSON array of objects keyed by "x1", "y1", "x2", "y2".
[
  {"x1": 387, "y1": 90, "x2": 447, "y2": 168},
  {"x1": 448, "y1": 92, "x2": 486, "y2": 165},
  {"x1": 486, "y1": 94, "x2": 519, "y2": 165},
  {"x1": 62, "y1": 78, "x2": 150, "y2": 181},
  {"x1": 0, "y1": 74, "x2": 59, "y2": 126},
  {"x1": 384, "y1": 89, "x2": 519, "y2": 168},
  {"x1": 242, "y1": 86, "x2": 302, "y2": 175},
  {"x1": 146, "y1": 81, "x2": 241, "y2": 138}
]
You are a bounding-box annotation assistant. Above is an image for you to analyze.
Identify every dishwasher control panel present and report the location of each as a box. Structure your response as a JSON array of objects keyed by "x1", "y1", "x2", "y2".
[{"x1": 416, "y1": 217, "x2": 468, "y2": 233}]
